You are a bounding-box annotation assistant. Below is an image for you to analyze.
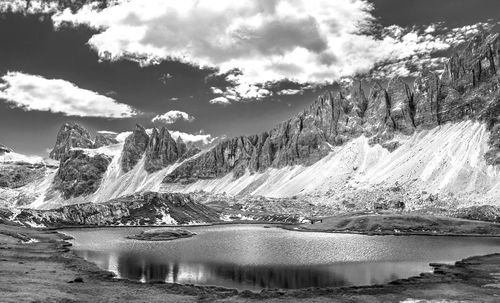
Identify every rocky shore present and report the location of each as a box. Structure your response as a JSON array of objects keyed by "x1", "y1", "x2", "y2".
[
  {"x1": 126, "y1": 228, "x2": 195, "y2": 241},
  {"x1": 1, "y1": 220, "x2": 500, "y2": 302}
]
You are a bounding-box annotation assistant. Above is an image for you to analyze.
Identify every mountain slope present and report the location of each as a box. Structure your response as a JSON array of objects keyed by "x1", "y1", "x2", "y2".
[{"x1": 1, "y1": 33, "x2": 500, "y2": 211}]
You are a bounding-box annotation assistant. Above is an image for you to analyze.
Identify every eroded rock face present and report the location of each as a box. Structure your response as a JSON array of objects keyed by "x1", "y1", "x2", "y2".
[
  {"x1": 15, "y1": 192, "x2": 221, "y2": 226},
  {"x1": 121, "y1": 125, "x2": 149, "y2": 172},
  {"x1": 54, "y1": 150, "x2": 111, "y2": 199},
  {"x1": 163, "y1": 33, "x2": 500, "y2": 184},
  {"x1": 145, "y1": 127, "x2": 187, "y2": 173},
  {"x1": 49, "y1": 123, "x2": 94, "y2": 160},
  {"x1": 94, "y1": 132, "x2": 119, "y2": 148},
  {"x1": 0, "y1": 165, "x2": 46, "y2": 189}
]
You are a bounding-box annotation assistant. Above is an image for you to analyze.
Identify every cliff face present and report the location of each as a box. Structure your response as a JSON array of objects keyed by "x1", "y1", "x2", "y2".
[
  {"x1": 144, "y1": 127, "x2": 188, "y2": 173},
  {"x1": 15, "y1": 192, "x2": 221, "y2": 226},
  {"x1": 121, "y1": 125, "x2": 149, "y2": 172},
  {"x1": 163, "y1": 33, "x2": 500, "y2": 185},
  {"x1": 49, "y1": 123, "x2": 94, "y2": 160},
  {"x1": 53, "y1": 150, "x2": 112, "y2": 199},
  {"x1": 94, "y1": 132, "x2": 119, "y2": 148}
]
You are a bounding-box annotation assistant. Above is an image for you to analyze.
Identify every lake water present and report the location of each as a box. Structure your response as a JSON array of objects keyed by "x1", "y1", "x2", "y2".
[{"x1": 63, "y1": 224, "x2": 500, "y2": 290}]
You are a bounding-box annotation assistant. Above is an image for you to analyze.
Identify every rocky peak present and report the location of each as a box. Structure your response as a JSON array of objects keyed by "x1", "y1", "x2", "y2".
[
  {"x1": 162, "y1": 32, "x2": 500, "y2": 185},
  {"x1": 120, "y1": 124, "x2": 149, "y2": 172},
  {"x1": 49, "y1": 122, "x2": 94, "y2": 160},
  {"x1": 443, "y1": 33, "x2": 499, "y2": 92},
  {"x1": 144, "y1": 127, "x2": 187, "y2": 173},
  {"x1": 94, "y1": 132, "x2": 119, "y2": 148}
]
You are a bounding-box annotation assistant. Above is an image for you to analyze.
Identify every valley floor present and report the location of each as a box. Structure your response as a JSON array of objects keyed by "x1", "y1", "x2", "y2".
[{"x1": 1, "y1": 217, "x2": 500, "y2": 303}]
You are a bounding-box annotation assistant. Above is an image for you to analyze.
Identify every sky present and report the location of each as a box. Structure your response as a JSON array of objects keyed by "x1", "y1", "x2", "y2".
[{"x1": 0, "y1": 0, "x2": 499, "y2": 156}]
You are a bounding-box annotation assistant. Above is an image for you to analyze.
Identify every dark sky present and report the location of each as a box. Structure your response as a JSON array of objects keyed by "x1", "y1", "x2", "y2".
[{"x1": 0, "y1": 0, "x2": 499, "y2": 156}]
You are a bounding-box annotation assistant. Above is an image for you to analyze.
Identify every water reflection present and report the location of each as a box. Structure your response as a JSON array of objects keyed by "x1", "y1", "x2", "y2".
[
  {"x1": 76, "y1": 249, "x2": 430, "y2": 290},
  {"x1": 66, "y1": 225, "x2": 500, "y2": 290}
]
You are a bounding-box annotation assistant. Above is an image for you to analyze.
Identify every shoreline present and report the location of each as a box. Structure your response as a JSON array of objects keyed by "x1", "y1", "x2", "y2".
[{"x1": 2, "y1": 221, "x2": 500, "y2": 302}]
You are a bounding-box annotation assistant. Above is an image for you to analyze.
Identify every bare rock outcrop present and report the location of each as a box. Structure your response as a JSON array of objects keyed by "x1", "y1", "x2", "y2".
[
  {"x1": 144, "y1": 127, "x2": 187, "y2": 173},
  {"x1": 163, "y1": 33, "x2": 500, "y2": 185},
  {"x1": 14, "y1": 192, "x2": 221, "y2": 226},
  {"x1": 49, "y1": 123, "x2": 94, "y2": 160},
  {"x1": 94, "y1": 132, "x2": 119, "y2": 148},
  {"x1": 120, "y1": 125, "x2": 149, "y2": 172},
  {"x1": 53, "y1": 150, "x2": 111, "y2": 199}
]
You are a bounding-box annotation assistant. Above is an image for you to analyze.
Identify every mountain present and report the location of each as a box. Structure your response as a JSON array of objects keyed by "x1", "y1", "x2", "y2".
[{"x1": 1, "y1": 32, "x2": 500, "y2": 213}]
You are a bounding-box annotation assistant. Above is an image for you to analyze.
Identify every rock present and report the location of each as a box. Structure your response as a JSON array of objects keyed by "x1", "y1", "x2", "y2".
[
  {"x1": 179, "y1": 145, "x2": 201, "y2": 161},
  {"x1": 160, "y1": 32, "x2": 500, "y2": 185},
  {"x1": 454, "y1": 205, "x2": 500, "y2": 223},
  {"x1": 145, "y1": 127, "x2": 187, "y2": 173},
  {"x1": 49, "y1": 123, "x2": 94, "y2": 160},
  {"x1": 53, "y1": 150, "x2": 112, "y2": 199},
  {"x1": 413, "y1": 70, "x2": 441, "y2": 128},
  {"x1": 0, "y1": 164, "x2": 46, "y2": 189},
  {"x1": 120, "y1": 124, "x2": 149, "y2": 172},
  {"x1": 94, "y1": 132, "x2": 119, "y2": 148},
  {"x1": 14, "y1": 192, "x2": 221, "y2": 226},
  {"x1": 68, "y1": 277, "x2": 84, "y2": 283},
  {"x1": 386, "y1": 77, "x2": 415, "y2": 135},
  {"x1": 126, "y1": 228, "x2": 195, "y2": 241}
]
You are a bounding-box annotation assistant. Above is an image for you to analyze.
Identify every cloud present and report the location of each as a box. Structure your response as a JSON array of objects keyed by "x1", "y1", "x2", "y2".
[
  {"x1": 277, "y1": 89, "x2": 302, "y2": 96},
  {"x1": 152, "y1": 110, "x2": 195, "y2": 124},
  {"x1": 209, "y1": 96, "x2": 231, "y2": 106},
  {"x1": 169, "y1": 130, "x2": 215, "y2": 145},
  {"x1": 51, "y1": 0, "x2": 495, "y2": 100},
  {"x1": 0, "y1": 71, "x2": 135, "y2": 118},
  {"x1": 0, "y1": 0, "x2": 59, "y2": 14}
]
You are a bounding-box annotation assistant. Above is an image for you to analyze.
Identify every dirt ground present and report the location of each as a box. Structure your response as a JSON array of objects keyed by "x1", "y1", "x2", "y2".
[{"x1": 1, "y1": 219, "x2": 500, "y2": 303}]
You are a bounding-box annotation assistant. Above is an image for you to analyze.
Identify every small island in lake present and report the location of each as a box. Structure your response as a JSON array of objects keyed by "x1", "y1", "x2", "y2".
[{"x1": 126, "y1": 228, "x2": 196, "y2": 241}]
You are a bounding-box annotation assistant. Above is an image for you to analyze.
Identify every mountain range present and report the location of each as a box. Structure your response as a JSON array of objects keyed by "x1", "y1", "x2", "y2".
[{"x1": 1, "y1": 32, "x2": 500, "y2": 225}]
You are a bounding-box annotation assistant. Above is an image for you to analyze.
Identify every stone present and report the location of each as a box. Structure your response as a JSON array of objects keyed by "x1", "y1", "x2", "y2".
[
  {"x1": 94, "y1": 132, "x2": 119, "y2": 148},
  {"x1": 49, "y1": 123, "x2": 94, "y2": 160},
  {"x1": 54, "y1": 150, "x2": 112, "y2": 199},
  {"x1": 120, "y1": 124, "x2": 149, "y2": 172},
  {"x1": 145, "y1": 127, "x2": 187, "y2": 173}
]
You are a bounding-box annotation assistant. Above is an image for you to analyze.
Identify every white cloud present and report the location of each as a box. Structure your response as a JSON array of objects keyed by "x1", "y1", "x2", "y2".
[
  {"x1": 278, "y1": 89, "x2": 302, "y2": 96},
  {"x1": 209, "y1": 96, "x2": 231, "y2": 106},
  {"x1": 152, "y1": 110, "x2": 195, "y2": 124},
  {"x1": 169, "y1": 130, "x2": 215, "y2": 145},
  {"x1": 0, "y1": 0, "x2": 58, "y2": 14},
  {"x1": 51, "y1": 0, "x2": 494, "y2": 100},
  {"x1": 0, "y1": 72, "x2": 135, "y2": 118}
]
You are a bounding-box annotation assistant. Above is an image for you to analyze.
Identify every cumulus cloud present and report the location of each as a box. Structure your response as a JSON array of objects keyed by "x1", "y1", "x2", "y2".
[
  {"x1": 152, "y1": 110, "x2": 195, "y2": 124},
  {"x1": 50, "y1": 0, "x2": 495, "y2": 101},
  {"x1": 169, "y1": 130, "x2": 215, "y2": 145},
  {"x1": 0, "y1": 71, "x2": 135, "y2": 118},
  {"x1": 0, "y1": 0, "x2": 59, "y2": 14},
  {"x1": 209, "y1": 96, "x2": 231, "y2": 106},
  {"x1": 277, "y1": 89, "x2": 302, "y2": 96}
]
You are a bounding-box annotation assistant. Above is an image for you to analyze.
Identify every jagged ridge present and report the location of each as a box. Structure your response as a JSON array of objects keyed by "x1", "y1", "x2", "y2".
[{"x1": 162, "y1": 33, "x2": 500, "y2": 185}]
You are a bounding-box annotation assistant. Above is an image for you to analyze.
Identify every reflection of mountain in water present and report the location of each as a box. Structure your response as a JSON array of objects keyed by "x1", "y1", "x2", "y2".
[{"x1": 76, "y1": 249, "x2": 428, "y2": 290}]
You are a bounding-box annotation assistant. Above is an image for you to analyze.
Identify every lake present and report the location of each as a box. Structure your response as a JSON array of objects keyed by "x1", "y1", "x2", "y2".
[{"x1": 63, "y1": 224, "x2": 500, "y2": 290}]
